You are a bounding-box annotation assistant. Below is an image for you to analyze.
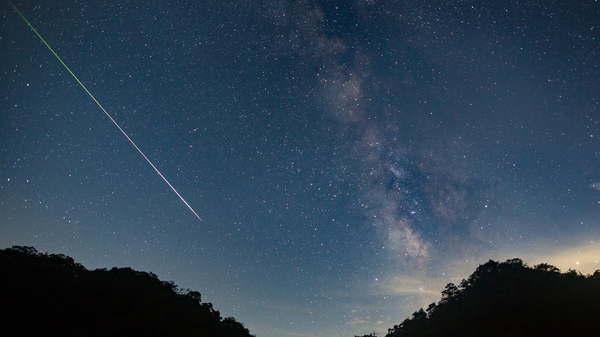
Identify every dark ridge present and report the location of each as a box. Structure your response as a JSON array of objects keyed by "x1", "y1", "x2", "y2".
[
  {"x1": 360, "y1": 258, "x2": 600, "y2": 337},
  {"x1": 0, "y1": 246, "x2": 255, "y2": 337}
]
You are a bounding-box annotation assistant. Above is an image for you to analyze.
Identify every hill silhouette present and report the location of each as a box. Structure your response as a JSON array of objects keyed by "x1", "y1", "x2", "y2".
[
  {"x1": 0, "y1": 246, "x2": 255, "y2": 337},
  {"x1": 379, "y1": 258, "x2": 600, "y2": 337}
]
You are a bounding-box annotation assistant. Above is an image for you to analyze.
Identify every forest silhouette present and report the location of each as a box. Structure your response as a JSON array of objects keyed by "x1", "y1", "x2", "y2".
[
  {"x1": 3, "y1": 246, "x2": 600, "y2": 337},
  {"x1": 0, "y1": 246, "x2": 254, "y2": 337},
  {"x1": 357, "y1": 258, "x2": 600, "y2": 337}
]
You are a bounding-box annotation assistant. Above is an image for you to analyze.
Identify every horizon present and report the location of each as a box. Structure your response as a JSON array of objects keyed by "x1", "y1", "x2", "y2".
[{"x1": 1, "y1": 1, "x2": 599, "y2": 336}]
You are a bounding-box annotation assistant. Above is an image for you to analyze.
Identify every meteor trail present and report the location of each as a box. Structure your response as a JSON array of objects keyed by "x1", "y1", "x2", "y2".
[{"x1": 7, "y1": 0, "x2": 203, "y2": 221}]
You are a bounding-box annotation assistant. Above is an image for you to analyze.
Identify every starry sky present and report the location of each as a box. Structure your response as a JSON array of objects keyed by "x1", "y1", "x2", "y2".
[{"x1": 1, "y1": 1, "x2": 599, "y2": 336}]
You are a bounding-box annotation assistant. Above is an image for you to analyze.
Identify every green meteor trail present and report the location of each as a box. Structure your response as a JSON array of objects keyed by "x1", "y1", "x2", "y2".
[{"x1": 6, "y1": 0, "x2": 202, "y2": 221}]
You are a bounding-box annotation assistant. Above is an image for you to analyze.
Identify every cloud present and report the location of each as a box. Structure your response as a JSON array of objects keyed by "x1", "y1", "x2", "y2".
[
  {"x1": 379, "y1": 273, "x2": 447, "y2": 297},
  {"x1": 520, "y1": 239, "x2": 600, "y2": 275},
  {"x1": 346, "y1": 316, "x2": 369, "y2": 325},
  {"x1": 345, "y1": 314, "x2": 388, "y2": 328}
]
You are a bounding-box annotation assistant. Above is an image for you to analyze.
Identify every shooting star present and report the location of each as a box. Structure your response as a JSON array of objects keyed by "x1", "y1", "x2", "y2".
[{"x1": 7, "y1": 0, "x2": 202, "y2": 221}]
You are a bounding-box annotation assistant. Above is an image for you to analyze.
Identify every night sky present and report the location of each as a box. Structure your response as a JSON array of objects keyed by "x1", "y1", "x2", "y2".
[{"x1": 2, "y1": 1, "x2": 600, "y2": 336}]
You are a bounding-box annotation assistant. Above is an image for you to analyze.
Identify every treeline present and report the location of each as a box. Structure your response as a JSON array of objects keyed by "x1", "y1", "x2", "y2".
[
  {"x1": 0, "y1": 246, "x2": 255, "y2": 337},
  {"x1": 381, "y1": 258, "x2": 600, "y2": 337}
]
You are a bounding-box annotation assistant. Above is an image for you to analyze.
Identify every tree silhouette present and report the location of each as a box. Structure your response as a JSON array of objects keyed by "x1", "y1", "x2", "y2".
[
  {"x1": 385, "y1": 259, "x2": 600, "y2": 337},
  {"x1": 0, "y1": 246, "x2": 255, "y2": 337}
]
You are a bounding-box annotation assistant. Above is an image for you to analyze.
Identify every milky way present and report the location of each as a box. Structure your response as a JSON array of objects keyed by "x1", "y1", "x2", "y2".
[{"x1": 2, "y1": 1, "x2": 599, "y2": 336}]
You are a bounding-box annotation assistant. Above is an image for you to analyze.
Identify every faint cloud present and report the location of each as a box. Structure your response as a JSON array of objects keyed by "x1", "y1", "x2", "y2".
[
  {"x1": 382, "y1": 274, "x2": 446, "y2": 296},
  {"x1": 521, "y1": 240, "x2": 600, "y2": 275},
  {"x1": 346, "y1": 317, "x2": 368, "y2": 325}
]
